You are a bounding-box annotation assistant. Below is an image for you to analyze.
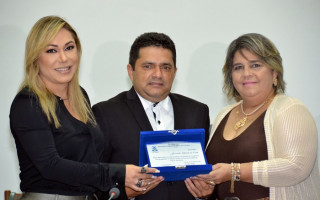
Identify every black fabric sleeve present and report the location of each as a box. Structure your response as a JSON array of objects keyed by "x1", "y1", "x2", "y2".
[
  {"x1": 10, "y1": 94, "x2": 125, "y2": 191},
  {"x1": 92, "y1": 103, "x2": 129, "y2": 199},
  {"x1": 91, "y1": 104, "x2": 113, "y2": 162}
]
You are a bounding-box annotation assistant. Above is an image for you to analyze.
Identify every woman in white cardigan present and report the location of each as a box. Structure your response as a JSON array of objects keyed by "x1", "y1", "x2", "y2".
[{"x1": 185, "y1": 33, "x2": 320, "y2": 200}]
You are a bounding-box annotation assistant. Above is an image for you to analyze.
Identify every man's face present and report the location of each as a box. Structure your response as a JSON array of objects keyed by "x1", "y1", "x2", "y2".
[{"x1": 127, "y1": 46, "x2": 177, "y2": 103}]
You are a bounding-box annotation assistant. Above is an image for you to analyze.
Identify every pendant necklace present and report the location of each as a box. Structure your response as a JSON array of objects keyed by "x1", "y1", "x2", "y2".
[{"x1": 233, "y1": 100, "x2": 267, "y2": 131}]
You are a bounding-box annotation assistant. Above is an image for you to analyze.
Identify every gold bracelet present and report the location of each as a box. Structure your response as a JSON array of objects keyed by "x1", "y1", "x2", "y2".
[
  {"x1": 234, "y1": 163, "x2": 241, "y2": 181},
  {"x1": 230, "y1": 163, "x2": 241, "y2": 193},
  {"x1": 230, "y1": 162, "x2": 235, "y2": 193}
]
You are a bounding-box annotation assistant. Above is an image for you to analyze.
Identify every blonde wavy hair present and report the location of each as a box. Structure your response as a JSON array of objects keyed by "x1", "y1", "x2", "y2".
[{"x1": 20, "y1": 15, "x2": 96, "y2": 127}]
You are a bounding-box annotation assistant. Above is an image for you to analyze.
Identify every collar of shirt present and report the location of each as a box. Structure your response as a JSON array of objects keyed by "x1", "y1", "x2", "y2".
[
  {"x1": 135, "y1": 91, "x2": 174, "y2": 130},
  {"x1": 136, "y1": 92, "x2": 171, "y2": 114}
]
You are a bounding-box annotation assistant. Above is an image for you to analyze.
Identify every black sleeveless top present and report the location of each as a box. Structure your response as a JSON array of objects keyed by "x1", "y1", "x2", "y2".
[{"x1": 206, "y1": 111, "x2": 269, "y2": 200}]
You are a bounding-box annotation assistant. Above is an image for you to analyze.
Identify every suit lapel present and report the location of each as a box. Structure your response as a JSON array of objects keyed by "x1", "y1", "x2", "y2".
[
  {"x1": 170, "y1": 93, "x2": 186, "y2": 129},
  {"x1": 127, "y1": 87, "x2": 153, "y2": 131}
]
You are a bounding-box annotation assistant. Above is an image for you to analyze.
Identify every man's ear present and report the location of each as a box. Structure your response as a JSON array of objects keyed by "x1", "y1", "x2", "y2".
[
  {"x1": 174, "y1": 66, "x2": 177, "y2": 76},
  {"x1": 127, "y1": 64, "x2": 134, "y2": 82}
]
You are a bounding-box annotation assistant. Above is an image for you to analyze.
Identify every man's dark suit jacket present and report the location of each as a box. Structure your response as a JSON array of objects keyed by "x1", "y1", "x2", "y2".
[{"x1": 92, "y1": 87, "x2": 210, "y2": 200}]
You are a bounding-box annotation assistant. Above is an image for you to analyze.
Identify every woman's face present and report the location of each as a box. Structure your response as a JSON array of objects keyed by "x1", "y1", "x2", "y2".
[
  {"x1": 231, "y1": 48, "x2": 277, "y2": 101},
  {"x1": 38, "y1": 28, "x2": 79, "y2": 90}
]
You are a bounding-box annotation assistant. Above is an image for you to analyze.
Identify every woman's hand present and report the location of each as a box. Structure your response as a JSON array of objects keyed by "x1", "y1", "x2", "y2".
[
  {"x1": 197, "y1": 163, "x2": 232, "y2": 185},
  {"x1": 185, "y1": 177, "x2": 214, "y2": 198},
  {"x1": 184, "y1": 163, "x2": 233, "y2": 198},
  {"x1": 125, "y1": 164, "x2": 164, "y2": 192}
]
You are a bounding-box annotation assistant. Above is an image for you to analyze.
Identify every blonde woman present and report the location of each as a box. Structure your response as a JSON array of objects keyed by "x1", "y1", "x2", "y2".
[
  {"x1": 10, "y1": 16, "x2": 159, "y2": 200},
  {"x1": 185, "y1": 33, "x2": 320, "y2": 200}
]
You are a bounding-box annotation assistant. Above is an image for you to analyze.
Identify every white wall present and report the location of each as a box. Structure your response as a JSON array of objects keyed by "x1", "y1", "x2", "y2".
[{"x1": 1, "y1": 0, "x2": 319, "y2": 195}]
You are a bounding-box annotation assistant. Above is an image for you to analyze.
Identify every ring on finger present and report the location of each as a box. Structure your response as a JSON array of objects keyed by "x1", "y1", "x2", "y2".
[
  {"x1": 136, "y1": 179, "x2": 143, "y2": 187},
  {"x1": 140, "y1": 166, "x2": 147, "y2": 173},
  {"x1": 205, "y1": 180, "x2": 215, "y2": 186}
]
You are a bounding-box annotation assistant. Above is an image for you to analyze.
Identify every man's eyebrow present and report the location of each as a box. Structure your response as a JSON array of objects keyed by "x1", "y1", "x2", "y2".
[{"x1": 142, "y1": 61, "x2": 154, "y2": 65}]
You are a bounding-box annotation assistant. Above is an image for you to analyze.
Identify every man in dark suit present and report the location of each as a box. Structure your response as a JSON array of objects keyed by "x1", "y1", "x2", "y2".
[{"x1": 92, "y1": 32, "x2": 210, "y2": 200}]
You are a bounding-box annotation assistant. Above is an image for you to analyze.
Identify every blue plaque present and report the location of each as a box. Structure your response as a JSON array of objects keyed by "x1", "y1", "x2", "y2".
[{"x1": 139, "y1": 129, "x2": 212, "y2": 181}]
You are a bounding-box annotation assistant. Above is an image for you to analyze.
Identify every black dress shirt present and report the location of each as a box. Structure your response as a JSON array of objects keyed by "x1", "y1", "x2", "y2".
[{"x1": 9, "y1": 87, "x2": 125, "y2": 196}]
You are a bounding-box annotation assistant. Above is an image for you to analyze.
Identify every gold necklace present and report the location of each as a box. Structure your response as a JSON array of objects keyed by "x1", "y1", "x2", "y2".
[{"x1": 233, "y1": 100, "x2": 267, "y2": 131}]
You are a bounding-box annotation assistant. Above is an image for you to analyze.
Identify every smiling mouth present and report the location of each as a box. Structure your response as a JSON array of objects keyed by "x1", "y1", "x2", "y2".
[
  {"x1": 55, "y1": 66, "x2": 71, "y2": 71},
  {"x1": 243, "y1": 81, "x2": 256, "y2": 85}
]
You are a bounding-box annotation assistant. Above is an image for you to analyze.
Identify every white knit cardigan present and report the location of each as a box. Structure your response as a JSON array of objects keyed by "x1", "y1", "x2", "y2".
[{"x1": 207, "y1": 94, "x2": 320, "y2": 200}]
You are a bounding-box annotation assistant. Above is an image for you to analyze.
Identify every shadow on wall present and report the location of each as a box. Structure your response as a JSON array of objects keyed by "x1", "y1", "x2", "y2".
[
  {"x1": 186, "y1": 42, "x2": 230, "y2": 118},
  {"x1": 0, "y1": 25, "x2": 25, "y2": 111},
  {"x1": 315, "y1": 115, "x2": 320, "y2": 165},
  {"x1": 0, "y1": 25, "x2": 25, "y2": 151},
  {"x1": 90, "y1": 41, "x2": 132, "y2": 103},
  {"x1": 0, "y1": 24, "x2": 26, "y2": 192}
]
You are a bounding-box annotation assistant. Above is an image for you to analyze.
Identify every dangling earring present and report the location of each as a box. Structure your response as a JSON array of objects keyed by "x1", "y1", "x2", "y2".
[{"x1": 273, "y1": 78, "x2": 278, "y2": 87}]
